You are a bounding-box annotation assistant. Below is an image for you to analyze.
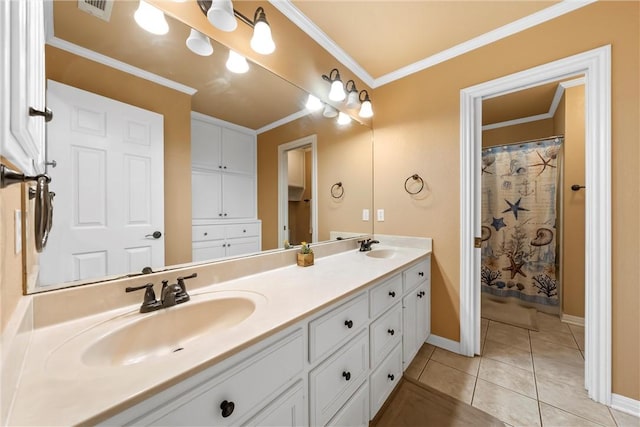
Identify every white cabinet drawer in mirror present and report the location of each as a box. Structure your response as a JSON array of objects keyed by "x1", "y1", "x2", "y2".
[
  {"x1": 309, "y1": 292, "x2": 368, "y2": 363},
  {"x1": 309, "y1": 330, "x2": 368, "y2": 427}
]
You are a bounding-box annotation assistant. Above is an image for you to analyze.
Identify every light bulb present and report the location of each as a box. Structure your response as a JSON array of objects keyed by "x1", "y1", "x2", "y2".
[
  {"x1": 305, "y1": 94, "x2": 323, "y2": 111},
  {"x1": 337, "y1": 112, "x2": 351, "y2": 125},
  {"x1": 329, "y1": 80, "x2": 345, "y2": 102},
  {"x1": 322, "y1": 104, "x2": 338, "y2": 118},
  {"x1": 251, "y1": 20, "x2": 275, "y2": 55},
  {"x1": 226, "y1": 50, "x2": 249, "y2": 74},
  {"x1": 208, "y1": 0, "x2": 237, "y2": 32},
  {"x1": 186, "y1": 28, "x2": 213, "y2": 56},
  {"x1": 359, "y1": 99, "x2": 373, "y2": 118},
  {"x1": 134, "y1": 0, "x2": 169, "y2": 35}
]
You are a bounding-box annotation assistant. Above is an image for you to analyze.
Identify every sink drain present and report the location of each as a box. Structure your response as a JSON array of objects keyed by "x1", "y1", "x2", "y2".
[{"x1": 173, "y1": 347, "x2": 184, "y2": 353}]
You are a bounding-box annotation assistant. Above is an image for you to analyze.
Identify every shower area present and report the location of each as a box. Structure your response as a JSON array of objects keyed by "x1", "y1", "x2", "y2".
[{"x1": 480, "y1": 136, "x2": 563, "y2": 328}]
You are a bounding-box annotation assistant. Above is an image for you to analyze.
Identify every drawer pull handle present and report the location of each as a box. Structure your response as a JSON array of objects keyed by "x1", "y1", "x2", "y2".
[
  {"x1": 344, "y1": 320, "x2": 353, "y2": 329},
  {"x1": 243, "y1": 229, "x2": 246, "y2": 233},
  {"x1": 220, "y1": 400, "x2": 235, "y2": 418},
  {"x1": 421, "y1": 291, "x2": 426, "y2": 296},
  {"x1": 388, "y1": 374, "x2": 395, "y2": 381},
  {"x1": 388, "y1": 291, "x2": 396, "y2": 298},
  {"x1": 204, "y1": 232, "x2": 208, "y2": 236},
  {"x1": 418, "y1": 271, "x2": 424, "y2": 277},
  {"x1": 342, "y1": 371, "x2": 351, "y2": 381},
  {"x1": 417, "y1": 292, "x2": 423, "y2": 298},
  {"x1": 387, "y1": 329, "x2": 395, "y2": 336}
]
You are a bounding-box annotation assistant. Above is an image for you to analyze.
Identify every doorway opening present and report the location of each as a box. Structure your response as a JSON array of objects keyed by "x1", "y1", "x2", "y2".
[
  {"x1": 459, "y1": 46, "x2": 611, "y2": 404},
  {"x1": 278, "y1": 135, "x2": 318, "y2": 247}
]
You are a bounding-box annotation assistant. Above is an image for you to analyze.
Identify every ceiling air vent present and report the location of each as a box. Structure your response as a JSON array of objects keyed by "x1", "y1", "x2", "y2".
[{"x1": 77, "y1": 0, "x2": 114, "y2": 22}]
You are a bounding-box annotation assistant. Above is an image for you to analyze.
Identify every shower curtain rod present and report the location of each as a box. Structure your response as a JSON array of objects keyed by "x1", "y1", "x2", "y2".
[{"x1": 484, "y1": 134, "x2": 564, "y2": 149}]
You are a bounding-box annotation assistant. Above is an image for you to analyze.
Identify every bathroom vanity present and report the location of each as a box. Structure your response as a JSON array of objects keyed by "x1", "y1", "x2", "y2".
[{"x1": 6, "y1": 238, "x2": 431, "y2": 426}]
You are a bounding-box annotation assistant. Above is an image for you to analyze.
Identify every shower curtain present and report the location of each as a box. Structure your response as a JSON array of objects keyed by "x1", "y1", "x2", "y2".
[{"x1": 480, "y1": 137, "x2": 563, "y2": 313}]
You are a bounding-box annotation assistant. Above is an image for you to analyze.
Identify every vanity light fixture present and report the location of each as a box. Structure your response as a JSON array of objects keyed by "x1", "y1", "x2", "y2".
[
  {"x1": 198, "y1": 1, "x2": 276, "y2": 55},
  {"x1": 337, "y1": 112, "x2": 352, "y2": 125},
  {"x1": 305, "y1": 94, "x2": 323, "y2": 111},
  {"x1": 358, "y1": 90, "x2": 374, "y2": 118},
  {"x1": 322, "y1": 104, "x2": 338, "y2": 118},
  {"x1": 226, "y1": 50, "x2": 249, "y2": 73},
  {"x1": 345, "y1": 80, "x2": 359, "y2": 109},
  {"x1": 186, "y1": 28, "x2": 214, "y2": 56},
  {"x1": 322, "y1": 68, "x2": 346, "y2": 102},
  {"x1": 134, "y1": 0, "x2": 169, "y2": 35}
]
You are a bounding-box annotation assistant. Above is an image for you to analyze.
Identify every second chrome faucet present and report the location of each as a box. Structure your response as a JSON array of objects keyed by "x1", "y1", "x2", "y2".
[{"x1": 126, "y1": 273, "x2": 197, "y2": 313}]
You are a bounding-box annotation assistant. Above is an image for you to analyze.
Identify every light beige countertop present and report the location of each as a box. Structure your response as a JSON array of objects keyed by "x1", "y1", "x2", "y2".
[{"x1": 7, "y1": 239, "x2": 431, "y2": 426}]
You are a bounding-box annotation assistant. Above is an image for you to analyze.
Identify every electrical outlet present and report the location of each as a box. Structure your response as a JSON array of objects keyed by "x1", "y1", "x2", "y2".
[
  {"x1": 362, "y1": 209, "x2": 370, "y2": 221},
  {"x1": 15, "y1": 210, "x2": 22, "y2": 254},
  {"x1": 377, "y1": 209, "x2": 385, "y2": 222}
]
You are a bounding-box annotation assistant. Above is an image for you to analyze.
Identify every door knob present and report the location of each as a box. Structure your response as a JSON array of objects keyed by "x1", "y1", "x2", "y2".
[{"x1": 145, "y1": 231, "x2": 162, "y2": 239}]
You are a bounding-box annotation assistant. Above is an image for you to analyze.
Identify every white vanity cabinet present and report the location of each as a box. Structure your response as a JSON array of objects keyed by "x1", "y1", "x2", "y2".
[
  {"x1": 192, "y1": 221, "x2": 261, "y2": 262},
  {"x1": 402, "y1": 258, "x2": 431, "y2": 366},
  {"x1": 1, "y1": 0, "x2": 47, "y2": 174}
]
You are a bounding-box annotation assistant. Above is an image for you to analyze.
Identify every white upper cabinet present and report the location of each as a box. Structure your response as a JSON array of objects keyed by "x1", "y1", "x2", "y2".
[
  {"x1": 221, "y1": 127, "x2": 254, "y2": 174},
  {"x1": 1, "y1": 0, "x2": 47, "y2": 174}
]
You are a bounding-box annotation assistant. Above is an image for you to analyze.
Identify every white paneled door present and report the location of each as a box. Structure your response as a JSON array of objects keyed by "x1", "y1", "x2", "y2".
[{"x1": 39, "y1": 80, "x2": 164, "y2": 286}]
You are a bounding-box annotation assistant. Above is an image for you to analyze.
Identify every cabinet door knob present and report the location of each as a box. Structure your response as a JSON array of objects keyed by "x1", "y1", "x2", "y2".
[
  {"x1": 223, "y1": 165, "x2": 227, "y2": 169},
  {"x1": 417, "y1": 292, "x2": 423, "y2": 298},
  {"x1": 342, "y1": 371, "x2": 351, "y2": 381},
  {"x1": 387, "y1": 329, "x2": 395, "y2": 336},
  {"x1": 219, "y1": 165, "x2": 222, "y2": 169},
  {"x1": 344, "y1": 320, "x2": 353, "y2": 329},
  {"x1": 388, "y1": 374, "x2": 395, "y2": 381},
  {"x1": 224, "y1": 213, "x2": 228, "y2": 217},
  {"x1": 220, "y1": 400, "x2": 235, "y2": 418},
  {"x1": 243, "y1": 229, "x2": 246, "y2": 233},
  {"x1": 388, "y1": 291, "x2": 396, "y2": 298},
  {"x1": 204, "y1": 232, "x2": 208, "y2": 236},
  {"x1": 219, "y1": 213, "x2": 223, "y2": 216},
  {"x1": 418, "y1": 271, "x2": 424, "y2": 277}
]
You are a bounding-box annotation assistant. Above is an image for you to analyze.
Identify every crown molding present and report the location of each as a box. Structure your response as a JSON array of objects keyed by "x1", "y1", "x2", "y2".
[
  {"x1": 482, "y1": 113, "x2": 552, "y2": 131},
  {"x1": 46, "y1": 36, "x2": 197, "y2": 95},
  {"x1": 272, "y1": 0, "x2": 596, "y2": 89},
  {"x1": 257, "y1": 108, "x2": 309, "y2": 134},
  {"x1": 268, "y1": 0, "x2": 375, "y2": 88}
]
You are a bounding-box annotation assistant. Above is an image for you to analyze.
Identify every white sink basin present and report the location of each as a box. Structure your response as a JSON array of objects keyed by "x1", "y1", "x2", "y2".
[
  {"x1": 366, "y1": 248, "x2": 397, "y2": 259},
  {"x1": 46, "y1": 291, "x2": 266, "y2": 370}
]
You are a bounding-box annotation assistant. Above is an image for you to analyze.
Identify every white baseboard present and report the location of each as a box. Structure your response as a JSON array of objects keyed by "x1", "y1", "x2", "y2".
[
  {"x1": 426, "y1": 334, "x2": 461, "y2": 355},
  {"x1": 561, "y1": 313, "x2": 585, "y2": 326},
  {"x1": 611, "y1": 393, "x2": 640, "y2": 418}
]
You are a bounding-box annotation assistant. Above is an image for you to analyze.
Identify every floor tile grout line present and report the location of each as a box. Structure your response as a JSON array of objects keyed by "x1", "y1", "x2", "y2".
[{"x1": 529, "y1": 328, "x2": 545, "y2": 426}]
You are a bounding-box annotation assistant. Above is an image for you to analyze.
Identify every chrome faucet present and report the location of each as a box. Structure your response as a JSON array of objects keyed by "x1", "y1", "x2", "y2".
[
  {"x1": 125, "y1": 273, "x2": 197, "y2": 313},
  {"x1": 359, "y1": 239, "x2": 380, "y2": 252}
]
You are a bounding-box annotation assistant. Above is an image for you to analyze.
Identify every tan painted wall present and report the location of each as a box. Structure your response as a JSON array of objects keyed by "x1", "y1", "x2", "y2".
[
  {"x1": 482, "y1": 119, "x2": 555, "y2": 147},
  {"x1": 559, "y1": 86, "x2": 586, "y2": 318},
  {"x1": 45, "y1": 46, "x2": 192, "y2": 267},
  {"x1": 258, "y1": 114, "x2": 373, "y2": 250},
  {"x1": 0, "y1": 159, "x2": 24, "y2": 333},
  {"x1": 372, "y1": 1, "x2": 638, "y2": 399}
]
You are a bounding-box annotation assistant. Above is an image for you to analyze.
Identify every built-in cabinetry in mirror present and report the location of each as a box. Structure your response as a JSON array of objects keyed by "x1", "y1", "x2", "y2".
[{"x1": 27, "y1": 1, "x2": 372, "y2": 293}]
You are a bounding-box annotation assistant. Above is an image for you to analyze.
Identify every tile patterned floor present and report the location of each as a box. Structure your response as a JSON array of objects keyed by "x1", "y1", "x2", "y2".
[{"x1": 406, "y1": 312, "x2": 640, "y2": 427}]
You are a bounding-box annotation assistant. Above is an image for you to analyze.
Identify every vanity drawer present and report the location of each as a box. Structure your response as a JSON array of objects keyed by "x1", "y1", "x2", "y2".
[
  {"x1": 192, "y1": 224, "x2": 225, "y2": 242},
  {"x1": 369, "y1": 343, "x2": 402, "y2": 418},
  {"x1": 146, "y1": 330, "x2": 304, "y2": 426},
  {"x1": 369, "y1": 274, "x2": 402, "y2": 318},
  {"x1": 309, "y1": 330, "x2": 368, "y2": 426},
  {"x1": 309, "y1": 293, "x2": 368, "y2": 363},
  {"x1": 327, "y1": 381, "x2": 369, "y2": 427},
  {"x1": 226, "y1": 222, "x2": 260, "y2": 239},
  {"x1": 369, "y1": 302, "x2": 402, "y2": 368},
  {"x1": 403, "y1": 257, "x2": 430, "y2": 293}
]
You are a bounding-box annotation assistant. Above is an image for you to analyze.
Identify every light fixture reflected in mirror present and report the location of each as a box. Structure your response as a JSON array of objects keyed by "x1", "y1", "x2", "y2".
[
  {"x1": 345, "y1": 80, "x2": 359, "y2": 109},
  {"x1": 207, "y1": 0, "x2": 237, "y2": 32},
  {"x1": 322, "y1": 68, "x2": 346, "y2": 102},
  {"x1": 226, "y1": 50, "x2": 249, "y2": 73},
  {"x1": 337, "y1": 112, "x2": 352, "y2": 125},
  {"x1": 359, "y1": 90, "x2": 373, "y2": 118},
  {"x1": 322, "y1": 104, "x2": 338, "y2": 118},
  {"x1": 186, "y1": 28, "x2": 214, "y2": 56},
  {"x1": 134, "y1": 0, "x2": 169, "y2": 35},
  {"x1": 306, "y1": 94, "x2": 323, "y2": 111},
  {"x1": 250, "y1": 7, "x2": 275, "y2": 55}
]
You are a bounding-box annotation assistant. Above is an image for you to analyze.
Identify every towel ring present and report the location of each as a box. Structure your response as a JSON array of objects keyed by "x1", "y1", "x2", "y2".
[
  {"x1": 404, "y1": 174, "x2": 424, "y2": 195},
  {"x1": 331, "y1": 182, "x2": 344, "y2": 199}
]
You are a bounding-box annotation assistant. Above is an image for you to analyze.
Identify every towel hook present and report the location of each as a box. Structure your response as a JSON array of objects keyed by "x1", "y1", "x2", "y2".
[
  {"x1": 404, "y1": 174, "x2": 424, "y2": 195},
  {"x1": 331, "y1": 182, "x2": 344, "y2": 199}
]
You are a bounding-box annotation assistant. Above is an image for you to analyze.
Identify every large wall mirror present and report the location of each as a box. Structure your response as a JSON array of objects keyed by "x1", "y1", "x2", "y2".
[{"x1": 27, "y1": 1, "x2": 372, "y2": 293}]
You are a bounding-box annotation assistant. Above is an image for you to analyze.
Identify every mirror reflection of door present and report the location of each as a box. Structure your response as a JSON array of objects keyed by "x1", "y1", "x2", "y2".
[{"x1": 287, "y1": 147, "x2": 312, "y2": 245}]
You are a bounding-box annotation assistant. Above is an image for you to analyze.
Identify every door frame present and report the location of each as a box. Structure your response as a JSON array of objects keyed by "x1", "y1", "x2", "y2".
[
  {"x1": 277, "y1": 134, "x2": 318, "y2": 247},
  {"x1": 459, "y1": 45, "x2": 611, "y2": 404}
]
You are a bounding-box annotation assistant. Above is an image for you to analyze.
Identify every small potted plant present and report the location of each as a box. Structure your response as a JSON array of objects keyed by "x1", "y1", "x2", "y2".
[{"x1": 297, "y1": 241, "x2": 314, "y2": 267}]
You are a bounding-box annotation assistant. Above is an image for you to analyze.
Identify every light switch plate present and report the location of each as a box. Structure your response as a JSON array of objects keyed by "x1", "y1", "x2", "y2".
[
  {"x1": 15, "y1": 210, "x2": 22, "y2": 254},
  {"x1": 377, "y1": 209, "x2": 385, "y2": 222},
  {"x1": 362, "y1": 209, "x2": 369, "y2": 221}
]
